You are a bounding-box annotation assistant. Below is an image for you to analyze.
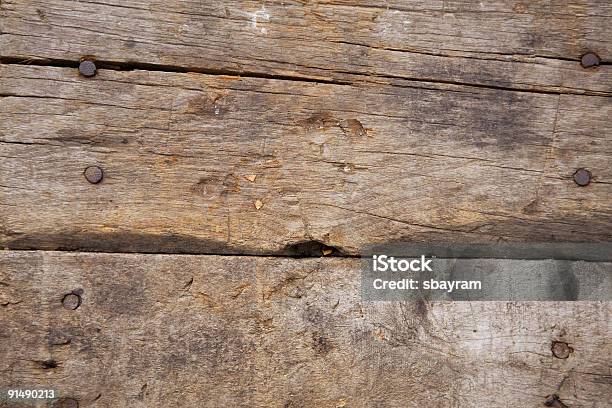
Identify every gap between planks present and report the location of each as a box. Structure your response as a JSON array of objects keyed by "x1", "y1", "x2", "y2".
[{"x1": 4, "y1": 248, "x2": 612, "y2": 263}]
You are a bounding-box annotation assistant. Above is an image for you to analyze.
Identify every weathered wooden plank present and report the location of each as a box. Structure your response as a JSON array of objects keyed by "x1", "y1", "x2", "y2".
[
  {"x1": 0, "y1": 251, "x2": 610, "y2": 407},
  {"x1": 0, "y1": 0, "x2": 610, "y2": 94},
  {"x1": 1, "y1": 64, "x2": 611, "y2": 254}
]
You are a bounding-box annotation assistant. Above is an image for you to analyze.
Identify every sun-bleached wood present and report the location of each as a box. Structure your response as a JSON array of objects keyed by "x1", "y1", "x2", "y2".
[{"x1": 1, "y1": 251, "x2": 610, "y2": 407}]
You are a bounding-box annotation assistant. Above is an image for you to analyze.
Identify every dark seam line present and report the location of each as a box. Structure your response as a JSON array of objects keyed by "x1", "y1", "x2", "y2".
[
  {"x1": 1, "y1": 56, "x2": 610, "y2": 97},
  {"x1": 2, "y1": 246, "x2": 361, "y2": 259},
  {"x1": 3, "y1": 247, "x2": 611, "y2": 262},
  {"x1": 0, "y1": 56, "x2": 352, "y2": 86}
]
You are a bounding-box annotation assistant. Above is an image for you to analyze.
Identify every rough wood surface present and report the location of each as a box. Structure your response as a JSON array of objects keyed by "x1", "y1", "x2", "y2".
[
  {"x1": 0, "y1": 0, "x2": 610, "y2": 94},
  {"x1": 0, "y1": 251, "x2": 610, "y2": 407},
  {"x1": 1, "y1": 64, "x2": 611, "y2": 254},
  {"x1": 1, "y1": 3, "x2": 610, "y2": 408}
]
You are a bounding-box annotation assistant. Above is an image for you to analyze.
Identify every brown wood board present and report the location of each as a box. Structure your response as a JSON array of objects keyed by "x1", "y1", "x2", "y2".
[
  {"x1": 0, "y1": 0, "x2": 610, "y2": 94},
  {"x1": 1, "y1": 65, "x2": 611, "y2": 254}
]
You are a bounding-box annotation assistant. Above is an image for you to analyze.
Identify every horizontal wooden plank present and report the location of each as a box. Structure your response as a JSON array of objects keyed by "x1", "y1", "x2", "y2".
[
  {"x1": 0, "y1": 0, "x2": 610, "y2": 94},
  {"x1": 1, "y1": 65, "x2": 611, "y2": 254},
  {"x1": 0, "y1": 251, "x2": 610, "y2": 407}
]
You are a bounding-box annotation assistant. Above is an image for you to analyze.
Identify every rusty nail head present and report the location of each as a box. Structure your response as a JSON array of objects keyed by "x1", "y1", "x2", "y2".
[
  {"x1": 53, "y1": 397, "x2": 79, "y2": 408},
  {"x1": 62, "y1": 293, "x2": 81, "y2": 310},
  {"x1": 573, "y1": 168, "x2": 591, "y2": 186},
  {"x1": 79, "y1": 60, "x2": 97, "y2": 77},
  {"x1": 544, "y1": 395, "x2": 557, "y2": 407},
  {"x1": 551, "y1": 341, "x2": 572, "y2": 359},
  {"x1": 544, "y1": 394, "x2": 566, "y2": 408},
  {"x1": 84, "y1": 166, "x2": 104, "y2": 184},
  {"x1": 580, "y1": 52, "x2": 600, "y2": 68}
]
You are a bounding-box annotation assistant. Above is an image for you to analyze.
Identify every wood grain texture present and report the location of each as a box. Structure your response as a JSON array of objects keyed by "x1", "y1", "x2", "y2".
[
  {"x1": 0, "y1": 251, "x2": 610, "y2": 407},
  {"x1": 1, "y1": 64, "x2": 611, "y2": 254},
  {"x1": 0, "y1": 0, "x2": 610, "y2": 94}
]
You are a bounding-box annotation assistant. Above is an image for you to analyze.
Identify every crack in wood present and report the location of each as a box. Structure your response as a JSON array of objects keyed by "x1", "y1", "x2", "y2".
[{"x1": 1, "y1": 56, "x2": 609, "y2": 96}]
